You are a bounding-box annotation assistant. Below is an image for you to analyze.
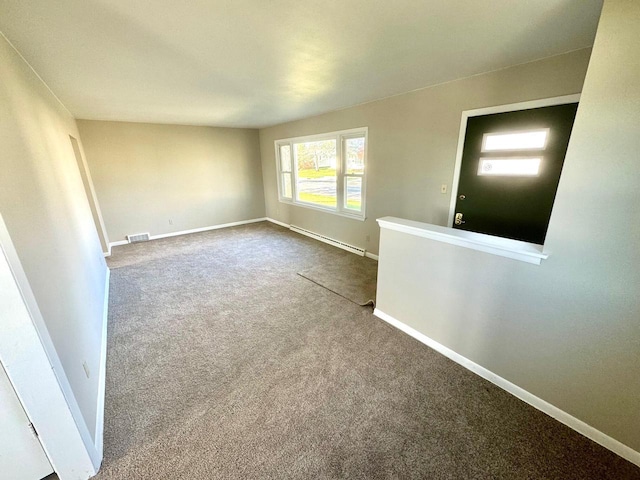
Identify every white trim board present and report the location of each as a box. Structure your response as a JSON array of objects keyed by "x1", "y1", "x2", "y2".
[
  {"x1": 373, "y1": 308, "x2": 640, "y2": 468},
  {"x1": 69, "y1": 135, "x2": 111, "y2": 254},
  {"x1": 94, "y1": 267, "x2": 110, "y2": 458},
  {"x1": 0, "y1": 214, "x2": 99, "y2": 478},
  {"x1": 108, "y1": 218, "x2": 268, "y2": 249},
  {"x1": 448, "y1": 93, "x2": 582, "y2": 227},
  {"x1": 151, "y1": 218, "x2": 267, "y2": 240},
  {"x1": 378, "y1": 216, "x2": 547, "y2": 265},
  {"x1": 266, "y1": 217, "x2": 290, "y2": 228}
]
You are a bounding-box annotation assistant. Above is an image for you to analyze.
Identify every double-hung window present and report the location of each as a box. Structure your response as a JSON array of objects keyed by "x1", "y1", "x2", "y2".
[{"x1": 275, "y1": 127, "x2": 367, "y2": 220}]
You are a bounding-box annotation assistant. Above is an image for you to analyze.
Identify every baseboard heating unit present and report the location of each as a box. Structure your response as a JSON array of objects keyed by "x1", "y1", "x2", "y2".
[{"x1": 289, "y1": 225, "x2": 365, "y2": 256}]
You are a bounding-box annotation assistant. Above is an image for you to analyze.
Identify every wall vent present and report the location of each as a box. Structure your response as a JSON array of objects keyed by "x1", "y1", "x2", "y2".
[
  {"x1": 289, "y1": 225, "x2": 365, "y2": 256},
  {"x1": 126, "y1": 232, "x2": 150, "y2": 243}
]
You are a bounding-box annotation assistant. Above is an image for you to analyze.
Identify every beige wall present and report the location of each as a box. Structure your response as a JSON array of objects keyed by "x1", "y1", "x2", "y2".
[
  {"x1": 259, "y1": 48, "x2": 592, "y2": 254},
  {"x1": 0, "y1": 34, "x2": 108, "y2": 442},
  {"x1": 77, "y1": 121, "x2": 265, "y2": 242},
  {"x1": 377, "y1": 0, "x2": 640, "y2": 454}
]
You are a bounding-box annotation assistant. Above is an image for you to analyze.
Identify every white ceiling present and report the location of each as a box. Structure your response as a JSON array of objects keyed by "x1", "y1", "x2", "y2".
[{"x1": 0, "y1": 0, "x2": 602, "y2": 128}]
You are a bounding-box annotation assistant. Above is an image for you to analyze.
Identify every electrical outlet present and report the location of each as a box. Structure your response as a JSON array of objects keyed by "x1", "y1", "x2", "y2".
[
  {"x1": 366, "y1": 235, "x2": 370, "y2": 243},
  {"x1": 169, "y1": 219, "x2": 173, "y2": 225},
  {"x1": 82, "y1": 361, "x2": 90, "y2": 379},
  {"x1": 441, "y1": 184, "x2": 447, "y2": 194}
]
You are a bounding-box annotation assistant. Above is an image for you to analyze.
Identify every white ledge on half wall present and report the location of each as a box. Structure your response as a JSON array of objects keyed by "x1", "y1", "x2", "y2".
[{"x1": 376, "y1": 216, "x2": 549, "y2": 265}]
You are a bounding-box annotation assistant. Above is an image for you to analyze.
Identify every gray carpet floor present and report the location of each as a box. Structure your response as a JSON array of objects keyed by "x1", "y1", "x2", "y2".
[
  {"x1": 298, "y1": 255, "x2": 377, "y2": 306},
  {"x1": 96, "y1": 222, "x2": 640, "y2": 479}
]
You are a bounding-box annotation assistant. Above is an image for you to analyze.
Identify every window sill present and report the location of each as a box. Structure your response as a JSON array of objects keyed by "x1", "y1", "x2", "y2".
[
  {"x1": 279, "y1": 198, "x2": 366, "y2": 222},
  {"x1": 376, "y1": 216, "x2": 548, "y2": 265}
]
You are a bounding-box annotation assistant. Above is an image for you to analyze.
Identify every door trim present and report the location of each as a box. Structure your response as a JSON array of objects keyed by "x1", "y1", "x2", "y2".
[
  {"x1": 448, "y1": 94, "x2": 582, "y2": 228},
  {"x1": 0, "y1": 214, "x2": 99, "y2": 478},
  {"x1": 0, "y1": 360, "x2": 53, "y2": 479},
  {"x1": 69, "y1": 135, "x2": 111, "y2": 255}
]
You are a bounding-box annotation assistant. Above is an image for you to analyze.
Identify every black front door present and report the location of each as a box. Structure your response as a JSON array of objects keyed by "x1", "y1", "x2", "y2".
[{"x1": 453, "y1": 103, "x2": 578, "y2": 244}]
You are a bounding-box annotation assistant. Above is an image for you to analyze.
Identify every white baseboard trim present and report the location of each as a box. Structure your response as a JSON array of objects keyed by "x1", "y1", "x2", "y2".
[
  {"x1": 108, "y1": 218, "x2": 268, "y2": 249},
  {"x1": 151, "y1": 218, "x2": 267, "y2": 240},
  {"x1": 373, "y1": 308, "x2": 640, "y2": 468},
  {"x1": 266, "y1": 217, "x2": 290, "y2": 228},
  {"x1": 290, "y1": 224, "x2": 365, "y2": 256},
  {"x1": 267, "y1": 217, "x2": 378, "y2": 260},
  {"x1": 94, "y1": 267, "x2": 110, "y2": 461}
]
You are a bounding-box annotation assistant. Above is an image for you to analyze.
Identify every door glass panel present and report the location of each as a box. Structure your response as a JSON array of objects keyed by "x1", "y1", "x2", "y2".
[
  {"x1": 478, "y1": 157, "x2": 541, "y2": 176},
  {"x1": 294, "y1": 140, "x2": 337, "y2": 208},
  {"x1": 482, "y1": 129, "x2": 548, "y2": 152},
  {"x1": 345, "y1": 177, "x2": 362, "y2": 211}
]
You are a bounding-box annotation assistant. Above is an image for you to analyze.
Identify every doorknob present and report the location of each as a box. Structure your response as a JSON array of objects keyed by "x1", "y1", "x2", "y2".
[{"x1": 455, "y1": 213, "x2": 465, "y2": 225}]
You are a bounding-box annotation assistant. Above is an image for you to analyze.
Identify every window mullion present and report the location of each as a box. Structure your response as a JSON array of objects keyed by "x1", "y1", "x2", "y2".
[
  {"x1": 285, "y1": 144, "x2": 293, "y2": 200},
  {"x1": 336, "y1": 135, "x2": 345, "y2": 212},
  {"x1": 276, "y1": 142, "x2": 284, "y2": 201},
  {"x1": 290, "y1": 142, "x2": 298, "y2": 202},
  {"x1": 288, "y1": 142, "x2": 298, "y2": 203}
]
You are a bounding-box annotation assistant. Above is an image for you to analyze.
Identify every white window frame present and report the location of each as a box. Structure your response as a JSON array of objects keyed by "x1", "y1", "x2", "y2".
[
  {"x1": 275, "y1": 127, "x2": 368, "y2": 221},
  {"x1": 448, "y1": 94, "x2": 581, "y2": 227}
]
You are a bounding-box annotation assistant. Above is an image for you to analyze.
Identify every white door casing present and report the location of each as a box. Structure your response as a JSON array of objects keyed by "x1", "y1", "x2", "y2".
[
  {"x1": 0, "y1": 362, "x2": 53, "y2": 480},
  {"x1": 0, "y1": 213, "x2": 99, "y2": 479}
]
